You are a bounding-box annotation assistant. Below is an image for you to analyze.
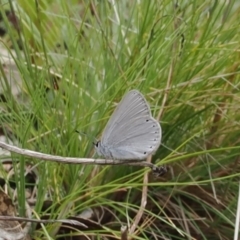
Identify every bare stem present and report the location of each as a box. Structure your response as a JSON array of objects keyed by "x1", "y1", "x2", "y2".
[{"x1": 0, "y1": 141, "x2": 156, "y2": 168}]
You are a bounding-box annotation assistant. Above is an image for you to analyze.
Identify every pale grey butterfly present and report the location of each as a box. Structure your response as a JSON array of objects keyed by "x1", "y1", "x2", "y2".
[{"x1": 95, "y1": 90, "x2": 161, "y2": 160}]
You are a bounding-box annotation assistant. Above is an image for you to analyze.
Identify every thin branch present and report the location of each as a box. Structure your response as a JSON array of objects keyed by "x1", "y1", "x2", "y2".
[
  {"x1": 129, "y1": 66, "x2": 171, "y2": 235},
  {"x1": 0, "y1": 216, "x2": 87, "y2": 227},
  {"x1": 121, "y1": 225, "x2": 128, "y2": 240},
  {"x1": 129, "y1": 65, "x2": 171, "y2": 235},
  {"x1": 157, "y1": 59, "x2": 173, "y2": 120},
  {"x1": 234, "y1": 181, "x2": 240, "y2": 240},
  {"x1": 0, "y1": 141, "x2": 161, "y2": 169}
]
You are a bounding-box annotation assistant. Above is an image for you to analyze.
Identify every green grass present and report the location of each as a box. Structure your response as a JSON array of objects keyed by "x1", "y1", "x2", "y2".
[{"x1": 0, "y1": 0, "x2": 240, "y2": 239}]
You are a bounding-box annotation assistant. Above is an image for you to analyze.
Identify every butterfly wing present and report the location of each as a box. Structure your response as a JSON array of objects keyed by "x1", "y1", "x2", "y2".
[{"x1": 100, "y1": 90, "x2": 161, "y2": 160}]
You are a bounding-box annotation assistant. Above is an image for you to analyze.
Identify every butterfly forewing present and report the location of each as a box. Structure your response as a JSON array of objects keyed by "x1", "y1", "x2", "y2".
[{"x1": 101, "y1": 90, "x2": 151, "y2": 143}]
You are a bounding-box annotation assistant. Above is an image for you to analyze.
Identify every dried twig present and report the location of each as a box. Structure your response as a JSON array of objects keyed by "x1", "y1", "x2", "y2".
[
  {"x1": 129, "y1": 64, "x2": 172, "y2": 236},
  {"x1": 121, "y1": 225, "x2": 128, "y2": 240},
  {"x1": 0, "y1": 216, "x2": 87, "y2": 227},
  {"x1": 0, "y1": 141, "x2": 164, "y2": 170}
]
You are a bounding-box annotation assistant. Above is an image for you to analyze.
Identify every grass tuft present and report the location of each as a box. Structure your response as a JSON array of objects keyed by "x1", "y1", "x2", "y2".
[{"x1": 0, "y1": 0, "x2": 239, "y2": 239}]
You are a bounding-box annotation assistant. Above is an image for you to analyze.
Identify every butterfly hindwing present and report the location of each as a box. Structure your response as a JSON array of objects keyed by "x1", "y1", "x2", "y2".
[{"x1": 97, "y1": 90, "x2": 161, "y2": 160}]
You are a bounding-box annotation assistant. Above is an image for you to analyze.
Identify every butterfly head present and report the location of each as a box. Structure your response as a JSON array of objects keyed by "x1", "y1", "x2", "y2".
[
  {"x1": 94, "y1": 140, "x2": 104, "y2": 157},
  {"x1": 93, "y1": 140, "x2": 100, "y2": 148}
]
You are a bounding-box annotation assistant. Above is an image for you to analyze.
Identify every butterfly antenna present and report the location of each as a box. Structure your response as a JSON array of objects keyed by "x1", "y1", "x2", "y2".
[{"x1": 75, "y1": 130, "x2": 98, "y2": 145}]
